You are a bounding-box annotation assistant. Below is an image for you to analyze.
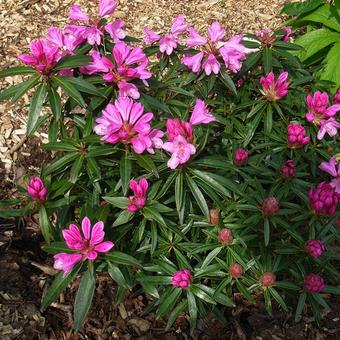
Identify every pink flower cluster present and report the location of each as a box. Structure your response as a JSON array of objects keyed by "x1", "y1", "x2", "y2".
[
  {"x1": 94, "y1": 97, "x2": 161, "y2": 154},
  {"x1": 53, "y1": 217, "x2": 114, "y2": 276},
  {"x1": 81, "y1": 41, "x2": 151, "y2": 99},
  {"x1": 171, "y1": 269, "x2": 192, "y2": 289},
  {"x1": 162, "y1": 99, "x2": 215, "y2": 169},
  {"x1": 303, "y1": 273, "x2": 324, "y2": 293},
  {"x1": 261, "y1": 197, "x2": 280, "y2": 216},
  {"x1": 287, "y1": 124, "x2": 310, "y2": 149},
  {"x1": 260, "y1": 272, "x2": 276, "y2": 287},
  {"x1": 281, "y1": 160, "x2": 295, "y2": 179},
  {"x1": 305, "y1": 240, "x2": 325, "y2": 258},
  {"x1": 233, "y1": 148, "x2": 248, "y2": 167},
  {"x1": 229, "y1": 263, "x2": 243, "y2": 278},
  {"x1": 127, "y1": 178, "x2": 148, "y2": 212},
  {"x1": 181, "y1": 22, "x2": 248, "y2": 75},
  {"x1": 256, "y1": 26, "x2": 292, "y2": 46},
  {"x1": 319, "y1": 157, "x2": 340, "y2": 193},
  {"x1": 218, "y1": 228, "x2": 233, "y2": 246},
  {"x1": 143, "y1": 16, "x2": 187, "y2": 55},
  {"x1": 308, "y1": 182, "x2": 340, "y2": 216},
  {"x1": 305, "y1": 91, "x2": 340, "y2": 140},
  {"x1": 27, "y1": 177, "x2": 47, "y2": 201},
  {"x1": 68, "y1": 0, "x2": 125, "y2": 45},
  {"x1": 259, "y1": 71, "x2": 289, "y2": 101}
]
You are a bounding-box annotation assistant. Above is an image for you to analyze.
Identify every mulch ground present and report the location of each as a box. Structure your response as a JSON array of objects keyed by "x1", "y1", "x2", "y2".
[{"x1": 2, "y1": 0, "x2": 339, "y2": 339}]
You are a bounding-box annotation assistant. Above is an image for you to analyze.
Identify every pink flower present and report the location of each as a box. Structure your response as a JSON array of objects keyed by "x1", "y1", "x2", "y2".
[
  {"x1": 143, "y1": 27, "x2": 161, "y2": 45},
  {"x1": 306, "y1": 91, "x2": 340, "y2": 124},
  {"x1": 233, "y1": 148, "x2": 248, "y2": 167},
  {"x1": 319, "y1": 157, "x2": 340, "y2": 193},
  {"x1": 171, "y1": 269, "x2": 192, "y2": 289},
  {"x1": 53, "y1": 217, "x2": 114, "y2": 276},
  {"x1": 308, "y1": 182, "x2": 340, "y2": 216},
  {"x1": 287, "y1": 124, "x2": 310, "y2": 148},
  {"x1": 305, "y1": 240, "x2": 325, "y2": 258},
  {"x1": 281, "y1": 159, "x2": 295, "y2": 179},
  {"x1": 261, "y1": 197, "x2": 280, "y2": 216},
  {"x1": 166, "y1": 119, "x2": 193, "y2": 142},
  {"x1": 218, "y1": 228, "x2": 233, "y2": 246},
  {"x1": 127, "y1": 178, "x2": 148, "y2": 212},
  {"x1": 303, "y1": 274, "x2": 324, "y2": 293},
  {"x1": 81, "y1": 41, "x2": 151, "y2": 98},
  {"x1": 146, "y1": 129, "x2": 164, "y2": 154},
  {"x1": 99, "y1": 0, "x2": 116, "y2": 17},
  {"x1": 162, "y1": 135, "x2": 196, "y2": 169},
  {"x1": 256, "y1": 28, "x2": 276, "y2": 46},
  {"x1": 282, "y1": 26, "x2": 292, "y2": 41},
  {"x1": 317, "y1": 118, "x2": 340, "y2": 140},
  {"x1": 170, "y1": 15, "x2": 187, "y2": 35},
  {"x1": 94, "y1": 97, "x2": 154, "y2": 154},
  {"x1": 334, "y1": 88, "x2": 340, "y2": 103},
  {"x1": 159, "y1": 34, "x2": 178, "y2": 55},
  {"x1": 182, "y1": 22, "x2": 248, "y2": 75},
  {"x1": 69, "y1": 4, "x2": 89, "y2": 21},
  {"x1": 19, "y1": 39, "x2": 60, "y2": 75},
  {"x1": 27, "y1": 177, "x2": 47, "y2": 201},
  {"x1": 189, "y1": 99, "x2": 215, "y2": 126},
  {"x1": 229, "y1": 263, "x2": 243, "y2": 278},
  {"x1": 260, "y1": 71, "x2": 289, "y2": 101},
  {"x1": 105, "y1": 19, "x2": 126, "y2": 41},
  {"x1": 260, "y1": 272, "x2": 276, "y2": 287}
]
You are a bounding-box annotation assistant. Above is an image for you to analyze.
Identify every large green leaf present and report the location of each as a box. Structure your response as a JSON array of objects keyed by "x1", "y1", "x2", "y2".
[
  {"x1": 27, "y1": 83, "x2": 47, "y2": 135},
  {"x1": 321, "y1": 41, "x2": 340, "y2": 89}
]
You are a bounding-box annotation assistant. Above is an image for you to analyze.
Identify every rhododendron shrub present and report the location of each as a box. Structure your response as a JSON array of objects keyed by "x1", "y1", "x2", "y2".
[{"x1": 1, "y1": 1, "x2": 339, "y2": 332}]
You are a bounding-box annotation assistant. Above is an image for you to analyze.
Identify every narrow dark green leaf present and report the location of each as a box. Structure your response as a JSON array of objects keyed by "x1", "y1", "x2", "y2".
[
  {"x1": 39, "y1": 205, "x2": 52, "y2": 243},
  {"x1": 186, "y1": 174, "x2": 209, "y2": 218},
  {"x1": 295, "y1": 292, "x2": 306, "y2": 321},
  {"x1": 51, "y1": 76, "x2": 85, "y2": 107},
  {"x1": 157, "y1": 287, "x2": 182, "y2": 318},
  {"x1": 103, "y1": 196, "x2": 128, "y2": 209},
  {"x1": 264, "y1": 218, "x2": 270, "y2": 246},
  {"x1": 69, "y1": 156, "x2": 84, "y2": 183},
  {"x1": 219, "y1": 69, "x2": 237, "y2": 96},
  {"x1": 0, "y1": 66, "x2": 36, "y2": 77},
  {"x1": 120, "y1": 153, "x2": 131, "y2": 196},
  {"x1": 48, "y1": 86, "x2": 62, "y2": 121},
  {"x1": 107, "y1": 262, "x2": 131, "y2": 290},
  {"x1": 165, "y1": 300, "x2": 187, "y2": 331},
  {"x1": 105, "y1": 251, "x2": 140, "y2": 266},
  {"x1": 143, "y1": 206, "x2": 166, "y2": 226},
  {"x1": 66, "y1": 77, "x2": 106, "y2": 97},
  {"x1": 27, "y1": 83, "x2": 47, "y2": 135},
  {"x1": 187, "y1": 290, "x2": 197, "y2": 332},
  {"x1": 262, "y1": 47, "x2": 272, "y2": 74},
  {"x1": 54, "y1": 54, "x2": 91, "y2": 70}
]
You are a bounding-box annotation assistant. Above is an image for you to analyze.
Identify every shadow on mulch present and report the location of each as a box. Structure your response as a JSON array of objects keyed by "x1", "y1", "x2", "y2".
[{"x1": 0, "y1": 219, "x2": 339, "y2": 340}]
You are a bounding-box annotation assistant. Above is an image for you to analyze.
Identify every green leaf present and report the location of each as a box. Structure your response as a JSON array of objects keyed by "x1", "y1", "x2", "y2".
[
  {"x1": 0, "y1": 66, "x2": 36, "y2": 77},
  {"x1": 41, "y1": 263, "x2": 82, "y2": 310},
  {"x1": 103, "y1": 196, "x2": 128, "y2": 209},
  {"x1": 107, "y1": 262, "x2": 131, "y2": 290},
  {"x1": 186, "y1": 173, "x2": 209, "y2": 218},
  {"x1": 143, "y1": 206, "x2": 166, "y2": 226},
  {"x1": 201, "y1": 247, "x2": 222, "y2": 269},
  {"x1": 51, "y1": 76, "x2": 85, "y2": 107},
  {"x1": 120, "y1": 153, "x2": 131, "y2": 196},
  {"x1": 262, "y1": 47, "x2": 272, "y2": 74},
  {"x1": 235, "y1": 280, "x2": 254, "y2": 302},
  {"x1": 27, "y1": 83, "x2": 47, "y2": 135},
  {"x1": 134, "y1": 154, "x2": 158, "y2": 177},
  {"x1": 175, "y1": 172, "x2": 184, "y2": 213},
  {"x1": 191, "y1": 285, "x2": 216, "y2": 304},
  {"x1": 264, "y1": 218, "x2": 270, "y2": 246},
  {"x1": 39, "y1": 205, "x2": 52, "y2": 243},
  {"x1": 54, "y1": 54, "x2": 91, "y2": 70},
  {"x1": 244, "y1": 109, "x2": 264, "y2": 146},
  {"x1": 295, "y1": 292, "x2": 306, "y2": 321},
  {"x1": 323, "y1": 285, "x2": 340, "y2": 295},
  {"x1": 187, "y1": 290, "x2": 197, "y2": 332},
  {"x1": 112, "y1": 210, "x2": 133, "y2": 227},
  {"x1": 269, "y1": 287, "x2": 288, "y2": 312},
  {"x1": 282, "y1": 0, "x2": 323, "y2": 16},
  {"x1": 74, "y1": 265, "x2": 96, "y2": 331},
  {"x1": 69, "y1": 156, "x2": 84, "y2": 183},
  {"x1": 45, "y1": 152, "x2": 79, "y2": 175},
  {"x1": 42, "y1": 242, "x2": 72, "y2": 254},
  {"x1": 264, "y1": 104, "x2": 273, "y2": 135},
  {"x1": 321, "y1": 41, "x2": 340, "y2": 89},
  {"x1": 219, "y1": 69, "x2": 237, "y2": 96},
  {"x1": 165, "y1": 300, "x2": 187, "y2": 331},
  {"x1": 140, "y1": 93, "x2": 169, "y2": 112},
  {"x1": 48, "y1": 86, "x2": 62, "y2": 121},
  {"x1": 105, "y1": 251, "x2": 140, "y2": 266},
  {"x1": 66, "y1": 77, "x2": 106, "y2": 98},
  {"x1": 157, "y1": 287, "x2": 182, "y2": 318}
]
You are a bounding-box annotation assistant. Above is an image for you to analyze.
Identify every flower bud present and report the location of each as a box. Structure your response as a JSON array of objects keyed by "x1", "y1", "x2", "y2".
[
  {"x1": 229, "y1": 263, "x2": 243, "y2": 278},
  {"x1": 218, "y1": 228, "x2": 233, "y2": 246},
  {"x1": 260, "y1": 272, "x2": 276, "y2": 287},
  {"x1": 305, "y1": 240, "x2": 325, "y2": 258},
  {"x1": 171, "y1": 269, "x2": 192, "y2": 289},
  {"x1": 287, "y1": 124, "x2": 310, "y2": 148},
  {"x1": 281, "y1": 159, "x2": 295, "y2": 179},
  {"x1": 233, "y1": 148, "x2": 248, "y2": 167},
  {"x1": 209, "y1": 209, "x2": 220, "y2": 225},
  {"x1": 27, "y1": 177, "x2": 47, "y2": 201},
  {"x1": 303, "y1": 273, "x2": 324, "y2": 293},
  {"x1": 261, "y1": 196, "x2": 280, "y2": 216}
]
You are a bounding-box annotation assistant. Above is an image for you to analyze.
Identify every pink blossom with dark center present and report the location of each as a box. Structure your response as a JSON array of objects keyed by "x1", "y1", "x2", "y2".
[
  {"x1": 262, "y1": 197, "x2": 280, "y2": 216},
  {"x1": 80, "y1": 41, "x2": 151, "y2": 99},
  {"x1": 229, "y1": 263, "x2": 243, "y2": 278},
  {"x1": 260, "y1": 71, "x2": 289, "y2": 101},
  {"x1": 143, "y1": 16, "x2": 187, "y2": 55},
  {"x1": 260, "y1": 272, "x2": 276, "y2": 287},
  {"x1": 218, "y1": 228, "x2": 233, "y2": 246},
  {"x1": 305, "y1": 240, "x2": 325, "y2": 258},
  {"x1": 319, "y1": 157, "x2": 340, "y2": 193},
  {"x1": 233, "y1": 148, "x2": 248, "y2": 167},
  {"x1": 303, "y1": 273, "x2": 324, "y2": 293},
  {"x1": 308, "y1": 182, "x2": 340, "y2": 216},
  {"x1": 94, "y1": 97, "x2": 154, "y2": 154},
  {"x1": 287, "y1": 124, "x2": 310, "y2": 148},
  {"x1": 181, "y1": 22, "x2": 248, "y2": 75},
  {"x1": 281, "y1": 159, "x2": 295, "y2": 179},
  {"x1": 171, "y1": 269, "x2": 192, "y2": 288},
  {"x1": 27, "y1": 177, "x2": 47, "y2": 201},
  {"x1": 53, "y1": 217, "x2": 114, "y2": 276},
  {"x1": 127, "y1": 178, "x2": 148, "y2": 212}
]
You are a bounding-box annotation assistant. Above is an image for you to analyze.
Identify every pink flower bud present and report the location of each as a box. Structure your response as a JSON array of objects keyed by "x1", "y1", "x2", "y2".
[
  {"x1": 233, "y1": 148, "x2": 248, "y2": 167},
  {"x1": 303, "y1": 273, "x2": 324, "y2": 293},
  {"x1": 281, "y1": 159, "x2": 295, "y2": 179},
  {"x1": 305, "y1": 240, "x2": 325, "y2": 258},
  {"x1": 261, "y1": 197, "x2": 280, "y2": 216},
  {"x1": 27, "y1": 177, "x2": 47, "y2": 201},
  {"x1": 171, "y1": 269, "x2": 192, "y2": 289},
  {"x1": 308, "y1": 182, "x2": 340, "y2": 217},
  {"x1": 334, "y1": 88, "x2": 340, "y2": 103},
  {"x1": 229, "y1": 263, "x2": 243, "y2": 278},
  {"x1": 218, "y1": 228, "x2": 233, "y2": 246},
  {"x1": 209, "y1": 209, "x2": 220, "y2": 225},
  {"x1": 260, "y1": 272, "x2": 276, "y2": 287},
  {"x1": 287, "y1": 124, "x2": 310, "y2": 149}
]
